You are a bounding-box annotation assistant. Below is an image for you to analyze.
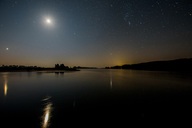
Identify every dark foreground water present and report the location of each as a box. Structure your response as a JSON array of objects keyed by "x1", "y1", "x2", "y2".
[{"x1": 0, "y1": 69, "x2": 192, "y2": 127}]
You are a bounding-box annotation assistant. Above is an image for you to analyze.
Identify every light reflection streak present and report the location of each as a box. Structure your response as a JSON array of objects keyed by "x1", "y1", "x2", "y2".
[
  {"x1": 41, "y1": 97, "x2": 53, "y2": 128},
  {"x1": 110, "y1": 71, "x2": 113, "y2": 89},
  {"x1": 3, "y1": 75, "x2": 8, "y2": 96},
  {"x1": 73, "y1": 96, "x2": 76, "y2": 108}
]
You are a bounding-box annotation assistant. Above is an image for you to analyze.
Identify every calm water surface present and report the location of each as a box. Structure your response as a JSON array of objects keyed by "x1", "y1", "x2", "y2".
[{"x1": 0, "y1": 69, "x2": 192, "y2": 127}]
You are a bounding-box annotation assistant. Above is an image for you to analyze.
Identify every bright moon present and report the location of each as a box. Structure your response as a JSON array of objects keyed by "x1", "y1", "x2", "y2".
[
  {"x1": 46, "y1": 18, "x2": 51, "y2": 24},
  {"x1": 6, "y1": 48, "x2": 9, "y2": 50},
  {"x1": 43, "y1": 16, "x2": 54, "y2": 27}
]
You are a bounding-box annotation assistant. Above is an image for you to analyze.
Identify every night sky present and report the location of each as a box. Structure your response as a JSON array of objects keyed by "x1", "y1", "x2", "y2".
[{"x1": 0, "y1": 0, "x2": 192, "y2": 67}]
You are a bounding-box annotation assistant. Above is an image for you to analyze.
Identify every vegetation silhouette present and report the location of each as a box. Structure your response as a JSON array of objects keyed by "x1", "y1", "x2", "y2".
[
  {"x1": 1, "y1": 58, "x2": 192, "y2": 72},
  {"x1": 0, "y1": 64, "x2": 79, "y2": 72},
  {"x1": 106, "y1": 58, "x2": 192, "y2": 72}
]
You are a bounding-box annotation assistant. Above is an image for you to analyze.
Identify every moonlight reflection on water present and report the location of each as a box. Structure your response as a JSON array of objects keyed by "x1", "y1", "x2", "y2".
[{"x1": 41, "y1": 97, "x2": 53, "y2": 128}]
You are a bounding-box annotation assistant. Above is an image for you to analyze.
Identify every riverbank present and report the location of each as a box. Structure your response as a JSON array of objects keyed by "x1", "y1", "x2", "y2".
[{"x1": 0, "y1": 67, "x2": 80, "y2": 72}]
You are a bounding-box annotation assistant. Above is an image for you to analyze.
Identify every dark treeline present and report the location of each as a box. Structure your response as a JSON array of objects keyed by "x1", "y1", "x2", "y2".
[
  {"x1": 54, "y1": 64, "x2": 79, "y2": 71},
  {"x1": 74, "y1": 66, "x2": 98, "y2": 69},
  {"x1": 55, "y1": 64, "x2": 69, "y2": 70},
  {"x1": 0, "y1": 64, "x2": 78, "y2": 72},
  {"x1": 0, "y1": 65, "x2": 44, "y2": 71},
  {"x1": 106, "y1": 58, "x2": 192, "y2": 72}
]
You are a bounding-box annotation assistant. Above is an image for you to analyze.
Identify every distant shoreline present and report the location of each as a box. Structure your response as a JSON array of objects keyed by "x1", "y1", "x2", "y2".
[
  {"x1": 1, "y1": 58, "x2": 192, "y2": 72},
  {"x1": 106, "y1": 58, "x2": 192, "y2": 72},
  {"x1": 0, "y1": 67, "x2": 80, "y2": 72}
]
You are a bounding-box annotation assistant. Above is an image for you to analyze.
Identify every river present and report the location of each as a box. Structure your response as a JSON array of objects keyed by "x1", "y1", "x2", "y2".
[{"x1": 0, "y1": 69, "x2": 192, "y2": 127}]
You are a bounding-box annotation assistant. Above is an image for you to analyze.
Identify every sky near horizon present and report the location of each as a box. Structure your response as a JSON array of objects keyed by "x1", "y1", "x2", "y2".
[{"x1": 0, "y1": 0, "x2": 192, "y2": 67}]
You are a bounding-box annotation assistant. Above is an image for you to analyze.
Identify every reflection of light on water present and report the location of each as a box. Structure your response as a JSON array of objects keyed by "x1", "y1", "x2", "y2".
[
  {"x1": 44, "y1": 111, "x2": 49, "y2": 124},
  {"x1": 4, "y1": 83, "x2": 8, "y2": 96},
  {"x1": 73, "y1": 100, "x2": 76, "y2": 108},
  {"x1": 3, "y1": 75, "x2": 8, "y2": 96},
  {"x1": 41, "y1": 97, "x2": 52, "y2": 128},
  {"x1": 110, "y1": 77, "x2": 113, "y2": 89},
  {"x1": 42, "y1": 103, "x2": 52, "y2": 128},
  {"x1": 110, "y1": 71, "x2": 113, "y2": 89}
]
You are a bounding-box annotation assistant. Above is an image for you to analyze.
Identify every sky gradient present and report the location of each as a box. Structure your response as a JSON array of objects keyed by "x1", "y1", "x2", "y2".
[{"x1": 0, "y1": 0, "x2": 192, "y2": 67}]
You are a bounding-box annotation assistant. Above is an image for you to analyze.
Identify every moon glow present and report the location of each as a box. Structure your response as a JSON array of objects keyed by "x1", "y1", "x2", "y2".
[{"x1": 46, "y1": 18, "x2": 51, "y2": 24}]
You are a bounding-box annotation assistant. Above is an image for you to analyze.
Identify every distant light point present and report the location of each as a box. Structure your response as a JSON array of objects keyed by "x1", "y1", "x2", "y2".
[
  {"x1": 6, "y1": 48, "x2": 9, "y2": 51},
  {"x1": 128, "y1": 21, "x2": 131, "y2": 26}
]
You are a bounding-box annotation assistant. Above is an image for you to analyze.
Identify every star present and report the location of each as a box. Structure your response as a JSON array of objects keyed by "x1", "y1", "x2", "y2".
[{"x1": 128, "y1": 21, "x2": 131, "y2": 26}]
